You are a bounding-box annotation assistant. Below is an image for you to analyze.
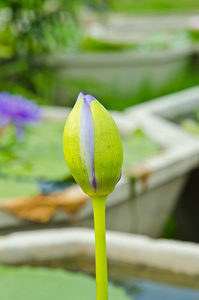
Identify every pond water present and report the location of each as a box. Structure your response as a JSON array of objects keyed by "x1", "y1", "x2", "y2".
[
  {"x1": 38, "y1": 180, "x2": 73, "y2": 194},
  {"x1": 112, "y1": 278, "x2": 199, "y2": 300}
]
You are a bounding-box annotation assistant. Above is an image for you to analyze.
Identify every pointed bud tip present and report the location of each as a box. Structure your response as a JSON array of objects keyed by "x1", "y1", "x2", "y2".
[
  {"x1": 84, "y1": 94, "x2": 97, "y2": 106},
  {"x1": 76, "y1": 92, "x2": 85, "y2": 104},
  {"x1": 75, "y1": 93, "x2": 97, "y2": 106}
]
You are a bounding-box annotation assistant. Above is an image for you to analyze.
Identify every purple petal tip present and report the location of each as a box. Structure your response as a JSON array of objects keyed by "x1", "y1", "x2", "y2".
[
  {"x1": 76, "y1": 92, "x2": 85, "y2": 103},
  {"x1": 84, "y1": 94, "x2": 97, "y2": 106}
]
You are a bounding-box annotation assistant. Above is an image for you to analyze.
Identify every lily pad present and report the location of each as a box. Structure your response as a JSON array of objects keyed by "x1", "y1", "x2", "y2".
[
  {"x1": 0, "y1": 121, "x2": 71, "y2": 181},
  {"x1": 0, "y1": 265, "x2": 131, "y2": 300},
  {"x1": 180, "y1": 119, "x2": 199, "y2": 135},
  {"x1": 123, "y1": 129, "x2": 160, "y2": 167},
  {"x1": 0, "y1": 178, "x2": 40, "y2": 201}
]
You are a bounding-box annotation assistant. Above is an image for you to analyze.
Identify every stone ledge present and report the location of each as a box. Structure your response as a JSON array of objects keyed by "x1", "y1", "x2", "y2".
[{"x1": 0, "y1": 228, "x2": 199, "y2": 276}]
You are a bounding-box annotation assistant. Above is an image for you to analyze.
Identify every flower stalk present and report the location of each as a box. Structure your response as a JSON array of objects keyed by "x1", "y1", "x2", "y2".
[{"x1": 92, "y1": 196, "x2": 108, "y2": 300}]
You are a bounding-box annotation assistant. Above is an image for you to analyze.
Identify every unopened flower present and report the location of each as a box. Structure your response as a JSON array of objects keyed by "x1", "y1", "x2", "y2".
[
  {"x1": 0, "y1": 92, "x2": 41, "y2": 139},
  {"x1": 63, "y1": 92, "x2": 123, "y2": 197}
]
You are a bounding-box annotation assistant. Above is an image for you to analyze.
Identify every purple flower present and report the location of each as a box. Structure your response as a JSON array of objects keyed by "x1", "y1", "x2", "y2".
[{"x1": 0, "y1": 92, "x2": 41, "y2": 139}]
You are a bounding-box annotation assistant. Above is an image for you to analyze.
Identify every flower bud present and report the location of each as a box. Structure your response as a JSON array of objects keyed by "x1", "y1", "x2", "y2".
[{"x1": 63, "y1": 92, "x2": 123, "y2": 197}]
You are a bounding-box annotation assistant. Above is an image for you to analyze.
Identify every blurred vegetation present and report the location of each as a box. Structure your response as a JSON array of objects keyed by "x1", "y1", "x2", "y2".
[
  {"x1": 82, "y1": 30, "x2": 192, "y2": 52},
  {"x1": 82, "y1": 37, "x2": 137, "y2": 52},
  {"x1": 0, "y1": 0, "x2": 81, "y2": 57},
  {"x1": 55, "y1": 64, "x2": 199, "y2": 111},
  {"x1": 0, "y1": 0, "x2": 199, "y2": 108},
  {"x1": 189, "y1": 30, "x2": 199, "y2": 42},
  {"x1": 180, "y1": 108, "x2": 199, "y2": 135},
  {"x1": 0, "y1": 177, "x2": 40, "y2": 200},
  {"x1": 0, "y1": 0, "x2": 83, "y2": 104},
  {"x1": 160, "y1": 215, "x2": 182, "y2": 240},
  {"x1": 99, "y1": 0, "x2": 199, "y2": 13},
  {"x1": 123, "y1": 129, "x2": 160, "y2": 167},
  {"x1": 0, "y1": 121, "x2": 71, "y2": 181}
]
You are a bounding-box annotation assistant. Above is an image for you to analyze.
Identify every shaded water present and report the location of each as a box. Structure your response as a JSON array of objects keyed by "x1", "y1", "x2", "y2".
[
  {"x1": 38, "y1": 180, "x2": 73, "y2": 194},
  {"x1": 112, "y1": 278, "x2": 199, "y2": 300}
]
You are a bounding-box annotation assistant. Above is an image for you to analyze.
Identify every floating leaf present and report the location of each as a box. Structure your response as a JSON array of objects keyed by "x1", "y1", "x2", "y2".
[
  {"x1": 0, "y1": 178, "x2": 39, "y2": 201},
  {"x1": 0, "y1": 265, "x2": 131, "y2": 300},
  {"x1": 181, "y1": 119, "x2": 199, "y2": 135},
  {"x1": 123, "y1": 129, "x2": 160, "y2": 167},
  {"x1": 0, "y1": 121, "x2": 71, "y2": 181}
]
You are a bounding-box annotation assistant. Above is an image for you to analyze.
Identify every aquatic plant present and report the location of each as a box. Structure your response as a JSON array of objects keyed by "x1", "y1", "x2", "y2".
[
  {"x1": 63, "y1": 92, "x2": 123, "y2": 300},
  {"x1": 0, "y1": 92, "x2": 41, "y2": 139}
]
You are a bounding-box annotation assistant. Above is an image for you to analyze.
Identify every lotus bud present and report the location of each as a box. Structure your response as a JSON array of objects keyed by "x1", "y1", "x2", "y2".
[{"x1": 63, "y1": 92, "x2": 123, "y2": 197}]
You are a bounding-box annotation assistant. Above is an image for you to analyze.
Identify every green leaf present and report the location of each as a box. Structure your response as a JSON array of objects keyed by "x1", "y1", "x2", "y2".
[
  {"x1": 123, "y1": 129, "x2": 160, "y2": 167},
  {"x1": 181, "y1": 119, "x2": 199, "y2": 135},
  {"x1": 0, "y1": 265, "x2": 131, "y2": 300},
  {"x1": 0, "y1": 178, "x2": 40, "y2": 201},
  {"x1": 0, "y1": 121, "x2": 71, "y2": 181}
]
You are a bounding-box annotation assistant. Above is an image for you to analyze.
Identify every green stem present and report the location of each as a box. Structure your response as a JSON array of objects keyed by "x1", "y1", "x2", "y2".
[{"x1": 91, "y1": 196, "x2": 108, "y2": 300}]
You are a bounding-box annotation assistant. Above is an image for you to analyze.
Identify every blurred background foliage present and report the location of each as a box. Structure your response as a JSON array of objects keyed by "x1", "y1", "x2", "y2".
[
  {"x1": 97, "y1": 0, "x2": 199, "y2": 13},
  {"x1": 0, "y1": 0, "x2": 82, "y2": 104},
  {"x1": 0, "y1": 0, "x2": 199, "y2": 109},
  {"x1": 0, "y1": 0, "x2": 199, "y2": 240}
]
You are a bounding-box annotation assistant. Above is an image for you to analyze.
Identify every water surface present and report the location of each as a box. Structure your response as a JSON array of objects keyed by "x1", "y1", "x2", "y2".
[{"x1": 112, "y1": 278, "x2": 199, "y2": 300}]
